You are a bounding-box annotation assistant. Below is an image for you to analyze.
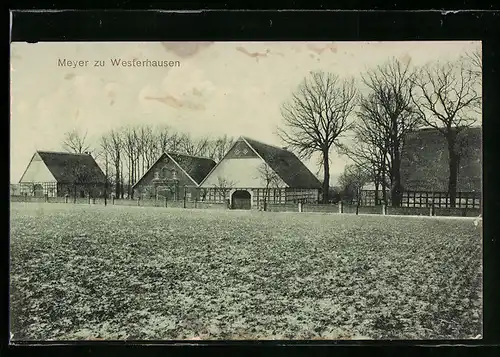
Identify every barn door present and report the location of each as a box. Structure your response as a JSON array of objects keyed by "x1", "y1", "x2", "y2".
[
  {"x1": 33, "y1": 184, "x2": 44, "y2": 197},
  {"x1": 232, "y1": 190, "x2": 251, "y2": 210}
]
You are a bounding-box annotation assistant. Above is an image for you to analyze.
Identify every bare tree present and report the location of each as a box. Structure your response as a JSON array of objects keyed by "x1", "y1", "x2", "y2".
[
  {"x1": 212, "y1": 176, "x2": 235, "y2": 206},
  {"x1": 412, "y1": 58, "x2": 481, "y2": 207},
  {"x1": 100, "y1": 129, "x2": 122, "y2": 198},
  {"x1": 204, "y1": 135, "x2": 236, "y2": 162},
  {"x1": 256, "y1": 162, "x2": 283, "y2": 211},
  {"x1": 278, "y1": 71, "x2": 357, "y2": 203},
  {"x1": 179, "y1": 133, "x2": 210, "y2": 157},
  {"x1": 97, "y1": 137, "x2": 113, "y2": 204},
  {"x1": 462, "y1": 47, "x2": 482, "y2": 79},
  {"x1": 61, "y1": 159, "x2": 101, "y2": 203},
  {"x1": 121, "y1": 126, "x2": 141, "y2": 198},
  {"x1": 62, "y1": 129, "x2": 92, "y2": 154},
  {"x1": 338, "y1": 164, "x2": 371, "y2": 215},
  {"x1": 358, "y1": 57, "x2": 423, "y2": 207},
  {"x1": 338, "y1": 120, "x2": 389, "y2": 206}
]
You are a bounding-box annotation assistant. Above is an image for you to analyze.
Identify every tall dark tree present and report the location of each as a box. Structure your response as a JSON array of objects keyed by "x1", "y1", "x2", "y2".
[
  {"x1": 278, "y1": 71, "x2": 357, "y2": 203},
  {"x1": 100, "y1": 129, "x2": 122, "y2": 198},
  {"x1": 359, "y1": 58, "x2": 423, "y2": 207},
  {"x1": 412, "y1": 57, "x2": 481, "y2": 207},
  {"x1": 339, "y1": 113, "x2": 390, "y2": 205}
]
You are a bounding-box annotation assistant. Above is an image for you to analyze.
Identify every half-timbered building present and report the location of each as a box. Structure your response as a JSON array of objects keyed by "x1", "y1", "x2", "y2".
[
  {"x1": 18, "y1": 151, "x2": 106, "y2": 198},
  {"x1": 199, "y1": 136, "x2": 322, "y2": 209},
  {"x1": 132, "y1": 152, "x2": 216, "y2": 201}
]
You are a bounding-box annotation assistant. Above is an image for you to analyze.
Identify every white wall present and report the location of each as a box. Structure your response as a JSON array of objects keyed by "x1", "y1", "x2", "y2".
[
  {"x1": 201, "y1": 157, "x2": 287, "y2": 188},
  {"x1": 19, "y1": 153, "x2": 56, "y2": 183}
]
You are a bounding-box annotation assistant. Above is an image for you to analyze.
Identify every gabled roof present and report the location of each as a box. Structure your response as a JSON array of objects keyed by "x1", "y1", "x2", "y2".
[
  {"x1": 167, "y1": 152, "x2": 217, "y2": 185},
  {"x1": 20, "y1": 151, "x2": 106, "y2": 184},
  {"x1": 199, "y1": 136, "x2": 321, "y2": 189},
  {"x1": 241, "y1": 137, "x2": 322, "y2": 189},
  {"x1": 132, "y1": 152, "x2": 216, "y2": 188}
]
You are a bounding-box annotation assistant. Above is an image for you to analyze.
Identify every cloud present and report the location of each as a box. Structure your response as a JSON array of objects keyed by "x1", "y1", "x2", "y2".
[
  {"x1": 143, "y1": 94, "x2": 205, "y2": 110},
  {"x1": 236, "y1": 46, "x2": 270, "y2": 61},
  {"x1": 140, "y1": 65, "x2": 220, "y2": 111},
  {"x1": 235, "y1": 46, "x2": 285, "y2": 62},
  {"x1": 160, "y1": 42, "x2": 213, "y2": 58},
  {"x1": 307, "y1": 43, "x2": 338, "y2": 55}
]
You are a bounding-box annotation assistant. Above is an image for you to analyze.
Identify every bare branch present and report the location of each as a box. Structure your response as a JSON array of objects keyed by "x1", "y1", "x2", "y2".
[
  {"x1": 62, "y1": 129, "x2": 92, "y2": 154},
  {"x1": 278, "y1": 71, "x2": 358, "y2": 202}
]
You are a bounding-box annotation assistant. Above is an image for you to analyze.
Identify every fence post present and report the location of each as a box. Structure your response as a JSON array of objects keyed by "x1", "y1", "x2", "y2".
[
  {"x1": 382, "y1": 204, "x2": 387, "y2": 216},
  {"x1": 338, "y1": 201, "x2": 344, "y2": 214},
  {"x1": 298, "y1": 202, "x2": 302, "y2": 213},
  {"x1": 137, "y1": 197, "x2": 140, "y2": 206},
  {"x1": 88, "y1": 194, "x2": 91, "y2": 204},
  {"x1": 45, "y1": 193, "x2": 48, "y2": 203},
  {"x1": 112, "y1": 196, "x2": 115, "y2": 205},
  {"x1": 430, "y1": 203, "x2": 435, "y2": 217},
  {"x1": 165, "y1": 196, "x2": 168, "y2": 208}
]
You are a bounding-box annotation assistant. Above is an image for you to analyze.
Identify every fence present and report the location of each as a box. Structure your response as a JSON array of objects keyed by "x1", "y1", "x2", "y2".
[
  {"x1": 360, "y1": 190, "x2": 481, "y2": 209},
  {"x1": 10, "y1": 195, "x2": 481, "y2": 217},
  {"x1": 10, "y1": 195, "x2": 228, "y2": 210},
  {"x1": 268, "y1": 201, "x2": 480, "y2": 217}
]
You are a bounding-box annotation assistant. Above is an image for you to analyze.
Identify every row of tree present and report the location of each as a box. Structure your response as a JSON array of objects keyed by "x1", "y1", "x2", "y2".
[
  {"x1": 278, "y1": 49, "x2": 482, "y2": 207},
  {"x1": 62, "y1": 125, "x2": 235, "y2": 199}
]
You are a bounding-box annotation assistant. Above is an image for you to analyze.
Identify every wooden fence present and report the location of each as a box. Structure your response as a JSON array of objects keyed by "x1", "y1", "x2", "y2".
[
  {"x1": 360, "y1": 190, "x2": 481, "y2": 209},
  {"x1": 11, "y1": 194, "x2": 481, "y2": 217}
]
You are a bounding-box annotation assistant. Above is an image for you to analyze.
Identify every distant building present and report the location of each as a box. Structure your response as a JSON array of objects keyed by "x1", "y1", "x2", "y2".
[
  {"x1": 199, "y1": 136, "x2": 322, "y2": 209},
  {"x1": 18, "y1": 151, "x2": 106, "y2": 197},
  {"x1": 401, "y1": 126, "x2": 482, "y2": 192},
  {"x1": 132, "y1": 152, "x2": 216, "y2": 201}
]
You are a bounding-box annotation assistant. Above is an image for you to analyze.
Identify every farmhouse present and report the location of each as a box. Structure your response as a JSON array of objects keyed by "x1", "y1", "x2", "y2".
[
  {"x1": 360, "y1": 126, "x2": 482, "y2": 207},
  {"x1": 18, "y1": 151, "x2": 106, "y2": 198},
  {"x1": 132, "y1": 152, "x2": 216, "y2": 201},
  {"x1": 199, "y1": 136, "x2": 322, "y2": 209},
  {"x1": 400, "y1": 126, "x2": 482, "y2": 192}
]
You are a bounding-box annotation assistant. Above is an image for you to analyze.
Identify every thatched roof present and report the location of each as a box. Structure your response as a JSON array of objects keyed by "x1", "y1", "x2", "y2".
[
  {"x1": 132, "y1": 152, "x2": 216, "y2": 188},
  {"x1": 20, "y1": 151, "x2": 106, "y2": 184},
  {"x1": 242, "y1": 137, "x2": 322, "y2": 189},
  {"x1": 400, "y1": 126, "x2": 481, "y2": 192},
  {"x1": 167, "y1": 152, "x2": 217, "y2": 185}
]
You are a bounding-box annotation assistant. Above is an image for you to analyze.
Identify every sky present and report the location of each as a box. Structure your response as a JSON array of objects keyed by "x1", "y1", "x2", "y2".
[{"x1": 10, "y1": 41, "x2": 481, "y2": 184}]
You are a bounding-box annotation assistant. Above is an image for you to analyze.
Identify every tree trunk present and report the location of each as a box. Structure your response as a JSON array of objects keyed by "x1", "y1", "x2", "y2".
[
  {"x1": 130, "y1": 160, "x2": 135, "y2": 200},
  {"x1": 391, "y1": 148, "x2": 402, "y2": 207},
  {"x1": 356, "y1": 189, "x2": 361, "y2": 215},
  {"x1": 120, "y1": 161, "x2": 124, "y2": 199},
  {"x1": 374, "y1": 174, "x2": 380, "y2": 206},
  {"x1": 115, "y1": 151, "x2": 121, "y2": 198},
  {"x1": 104, "y1": 154, "x2": 108, "y2": 206},
  {"x1": 448, "y1": 142, "x2": 459, "y2": 208},
  {"x1": 381, "y1": 164, "x2": 387, "y2": 205},
  {"x1": 322, "y1": 150, "x2": 330, "y2": 204},
  {"x1": 127, "y1": 156, "x2": 134, "y2": 199}
]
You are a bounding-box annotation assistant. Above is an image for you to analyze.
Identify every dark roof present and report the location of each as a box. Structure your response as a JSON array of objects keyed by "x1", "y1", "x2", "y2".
[
  {"x1": 32, "y1": 151, "x2": 106, "y2": 184},
  {"x1": 167, "y1": 152, "x2": 217, "y2": 185},
  {"x1": 132, "y1": 152, "x2": 216, "y2": 188},
  {"x1": 242, "y1": 137, "x2": 322, "y2": 189},
  {"x1": 401, "y1": 126, "x2": 481, "y2": 192}
]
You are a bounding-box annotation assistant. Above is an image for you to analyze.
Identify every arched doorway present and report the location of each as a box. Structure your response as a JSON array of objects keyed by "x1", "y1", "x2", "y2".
[
  {"x1": 33, "y1": 184, "x2": 44, "y2": 197},
  {"x1": 232, "y1": 190, "x2": 251, "y2": 210}
]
